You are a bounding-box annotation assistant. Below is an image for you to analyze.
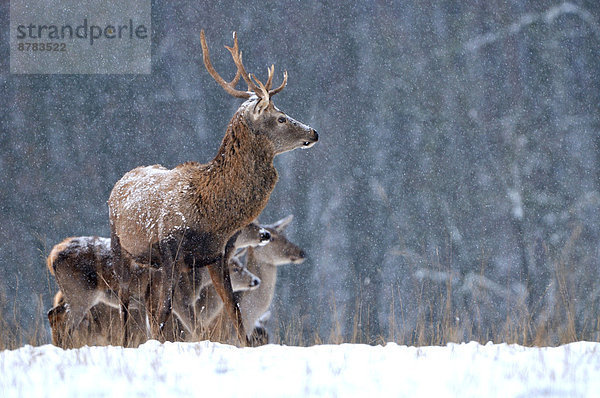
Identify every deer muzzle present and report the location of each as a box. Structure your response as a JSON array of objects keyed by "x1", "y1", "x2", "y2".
[{"x1": 302, "y1": 129, "x2": 319, "y2": 148}]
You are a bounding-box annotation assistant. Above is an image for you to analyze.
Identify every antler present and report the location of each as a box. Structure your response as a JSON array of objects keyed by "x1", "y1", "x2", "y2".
[
  {"x1": 224, "y1": 32, "x2": 264, "y2": 98},
  {"x1": 263, "y1": 65, "x2": 288, "y2": 95},
  {"x1": 200, "y1": 30, "x2": 287, "y2": 102},
  {"x1": 269, "y1": 70, "x2": 287, "y2": 96},
  {"x1": 200, "y1": 30, "x2": 249, "y2": 99}
]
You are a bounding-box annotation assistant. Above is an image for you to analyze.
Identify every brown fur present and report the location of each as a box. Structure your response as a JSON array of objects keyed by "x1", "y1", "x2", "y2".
[
  {"x1": 46, "y1": 238, "x2": 73, "y2": 276},
  {"x1": 168, "y1": 223, "x2": 266, "y2": 338},
  {"x1": 48, "y1": 236, "x2": 148, "y2": 316},
  {"x1": 109, "y1": 114, "x2": 278, "y2": 261},
  {"x1": 47, "y1": 236, "x2": 151, "y2": 348},
  {"x1": 48, "y1": 291, "x2": 67, "y2": 347}
]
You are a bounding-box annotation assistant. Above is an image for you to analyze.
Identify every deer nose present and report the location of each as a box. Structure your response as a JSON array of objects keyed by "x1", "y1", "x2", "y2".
[
  {"x1": 302, "y1": 130, "x2": 319, "y2": 148},
  {"x1": 251, "y1": 277, "x2": 260, "y2": 287},
  {"x1": 299, "y1": 249, "x2": 306, "y2": 259}
]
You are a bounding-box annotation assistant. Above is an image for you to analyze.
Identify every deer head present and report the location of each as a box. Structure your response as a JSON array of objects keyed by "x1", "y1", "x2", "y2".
[
  {"x1": 257, "y1": 215, "x2": 306, "y2": 265},
  {"x1": 229, "y1": 256, "x2": 261, "y2": 292},
  {"x1": 201, "y1": 30, "x2": 319, "y2": 155},
  {"x1": 235, "y1": 222, "x2": 271, "y2": 249}
]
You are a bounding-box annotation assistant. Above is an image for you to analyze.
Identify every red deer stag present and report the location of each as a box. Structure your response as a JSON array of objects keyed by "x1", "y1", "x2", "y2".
[{"x1": 108, "y1": 30, "x2": 317, "y2": 346}]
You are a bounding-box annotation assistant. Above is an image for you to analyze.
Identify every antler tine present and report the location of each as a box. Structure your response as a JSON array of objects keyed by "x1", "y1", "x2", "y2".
[
  {"x1": 225, "y1": 32, "x2": 264, "y2": 99},
  {"x1": 265, "y1": 65, "x2": 275, "y2": 90},
  {"x1": 230, "y1": 58, "x2": 242, "y2": 87},
  {"x1": 200, "y1": 30, "x2": 250, "y2": 99},
  {"x1": 268, "y1": 70, "x2": 288, "y2": 96},
  {"x1": 250, "y1": 73, "x2": 269, "y2": 100}
]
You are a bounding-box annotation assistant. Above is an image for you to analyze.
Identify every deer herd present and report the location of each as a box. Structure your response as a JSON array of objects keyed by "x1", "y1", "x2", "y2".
[{"x1": 46, "y1": 31, "x2": 318, "y2": 348}]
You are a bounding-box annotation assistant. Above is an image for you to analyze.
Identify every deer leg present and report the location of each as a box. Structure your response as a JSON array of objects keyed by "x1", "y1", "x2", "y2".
[
  {"x1": 170, "y1": 271, "x2": 197, "y2": 337},
  {"x1": 170, "y1": 305, "x2": 196, "y2": 338},
  {"x1": 145, "y1": 269, "x2": 162, "y2": 339},
  {"x1": 117, "y1": 284, "x2": 131, "y2": 346},
  {"x1": 110, "y1": 229, "x2": 132, "y2": 347},
  {"x1": 153, "y1": 237, "x2": 180, "y2": 342},
  {"x1": 207, "y1": 256, "x2": 249, "y2": 347},
  {"x1": 157, "y1": 267, "x2": 176, "y2": 343}
]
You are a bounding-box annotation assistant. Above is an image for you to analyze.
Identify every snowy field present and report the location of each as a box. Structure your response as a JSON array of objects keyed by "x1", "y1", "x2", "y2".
[{"x1": 1, "y1": 340, "x2": 599, "y2": 397}]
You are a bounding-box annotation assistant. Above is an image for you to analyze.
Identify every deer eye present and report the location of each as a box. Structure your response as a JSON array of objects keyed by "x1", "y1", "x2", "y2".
[
  {"x1": 259, "y1": 229, "x2": 271, "y2": 243},
  {"x1": 277, "y1": 116, "x2": 286, "y2": 124}
]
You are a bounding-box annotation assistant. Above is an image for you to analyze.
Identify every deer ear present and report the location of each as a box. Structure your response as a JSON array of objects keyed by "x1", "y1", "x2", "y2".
[{"x1": 265, "y1": 214, "x2": 293, "y2": 232}]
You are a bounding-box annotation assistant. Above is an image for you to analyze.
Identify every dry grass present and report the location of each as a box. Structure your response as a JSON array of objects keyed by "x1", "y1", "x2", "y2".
[
  {"x1": 2, "y1": 238, "x2": 599, "y2": 350},
  {"x1": 0, "y1": 293, "x2": 47, "y2": 350},
  {"x1": 1, "y1": 287, "x2": 598, "y2": 350}
]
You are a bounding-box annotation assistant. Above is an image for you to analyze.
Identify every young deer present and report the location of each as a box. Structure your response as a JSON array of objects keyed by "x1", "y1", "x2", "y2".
[
  {"x1": 240, "y1": 215, "x2": 305, "y2": 344},
  {"x1": 108, "y1": 31, "x2": 318, "y2": 345},
  {"x1": 47, "y1": 224, "x2": 269, "y2": 347},
  {"x1": 48, "y1": 254, "x2": 263, "y2": 348},
  {"x1": 47, "y1": 235, "x2": 153, "y2": 348},
  {"x1": 203, "y1": 215, "x2": 305, "y2": 345}
]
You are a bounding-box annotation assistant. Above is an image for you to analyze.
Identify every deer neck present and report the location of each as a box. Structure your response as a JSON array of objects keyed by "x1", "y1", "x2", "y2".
[
  {"x1": 213, "y1": 113, "x2": 278, "y2": 199},
  {"x1": 246, "y1": 252, "x2": 278, "y2": 298},
  {"x1": 189, "y1": 112, "x2": 278, "y2": 235},
  {"x1": 240, "y1": 251, "x2": 278, "y2": 331}
]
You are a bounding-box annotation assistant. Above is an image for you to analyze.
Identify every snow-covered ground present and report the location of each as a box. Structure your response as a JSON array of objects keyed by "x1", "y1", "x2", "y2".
[{"x1": 1, "y1": 340, "x2": 599, "y2": 397}]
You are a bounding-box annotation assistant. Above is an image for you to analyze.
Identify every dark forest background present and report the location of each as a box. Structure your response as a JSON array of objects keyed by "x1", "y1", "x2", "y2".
[{"x1": 1, "y1": 0, "x2": 599, "y2": 345}]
